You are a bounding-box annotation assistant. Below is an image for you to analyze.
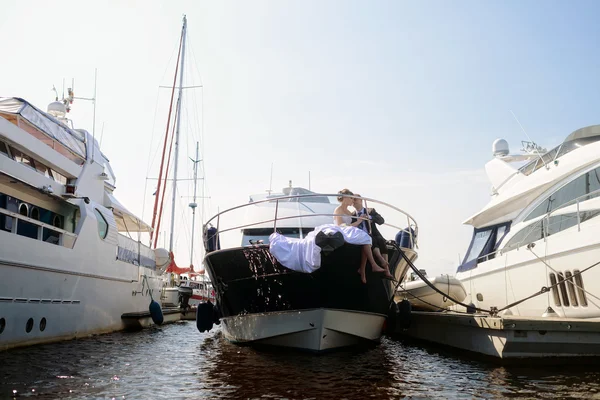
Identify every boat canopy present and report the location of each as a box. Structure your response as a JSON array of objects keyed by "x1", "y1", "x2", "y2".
[
  {"x1": 104, "y1": 192, "x2": 152, "y2": 232},
  {"x1": 0, "y1": 97, "x2": 86, "y2": 159}
]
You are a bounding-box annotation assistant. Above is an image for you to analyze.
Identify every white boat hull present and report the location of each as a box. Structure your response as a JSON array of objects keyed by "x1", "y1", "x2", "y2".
[
  {"x1": 396, "y1": 275, "x2": 467, "y2": 311},
  {"x1": 457, "y1": 222, "x2": 600, "y2": 318},
  {"x1": 0, "y1": 230, "x2": 162, "y2": 351},
  {"x1": 221, "y1": 308, "x2": 385, "y2": 352}
]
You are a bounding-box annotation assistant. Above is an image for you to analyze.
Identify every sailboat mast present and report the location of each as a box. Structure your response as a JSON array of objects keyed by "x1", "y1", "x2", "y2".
[
  {"x1": 189, "y1": 142, "x2": 200, "y2": 268},
  {"x1": 169, "y1": 14, "x2": 187, "y2": 252}
]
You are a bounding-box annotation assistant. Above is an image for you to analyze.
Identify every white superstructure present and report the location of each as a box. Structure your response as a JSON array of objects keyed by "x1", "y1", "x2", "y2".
[
  {"x1": 456, "y1": 126, "x2": 600, "y2": 318},
  {"x1": 0, "y1": 97, "x2": 164, "y2": 351}
]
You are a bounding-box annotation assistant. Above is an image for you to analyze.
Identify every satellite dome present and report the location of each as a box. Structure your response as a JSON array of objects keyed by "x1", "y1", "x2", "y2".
[
  {"x1": 154, "y1": 248, "x2": 172, "y2": 271},
  {"x1": 492, "y1": 139, "x2": 509, "y2": 157},
  {"x1": 47, "y1": 101, "x2": 67, "y2": 118}
]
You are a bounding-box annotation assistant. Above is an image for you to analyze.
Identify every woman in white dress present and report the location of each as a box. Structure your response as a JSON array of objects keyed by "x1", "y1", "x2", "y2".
[{"x1": 334, "y1": 189, "x2": 392, "y2": 284}]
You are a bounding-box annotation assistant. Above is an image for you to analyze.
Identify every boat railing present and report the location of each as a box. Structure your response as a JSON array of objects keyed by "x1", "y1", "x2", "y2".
[
  {"x1": 204, "y1": 193, "x2": 418, "y2": 250},
  {"x1": 489, "y1": 187, "x2": 600, "y2": 256},
  {"x1": 0, "y1": 206, "x2": 77, "y2": 248},
  {"x1": 543, "y1": 186, "x2": 600, "y2": 234},
  {"x1": 116, "y1": 233, "x2": 156, "y2": 269}
]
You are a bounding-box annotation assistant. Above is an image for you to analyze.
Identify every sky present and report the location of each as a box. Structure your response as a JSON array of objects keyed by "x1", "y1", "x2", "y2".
[{"x1": 2, "y1": 0, "x2": 600, "y2": 275}]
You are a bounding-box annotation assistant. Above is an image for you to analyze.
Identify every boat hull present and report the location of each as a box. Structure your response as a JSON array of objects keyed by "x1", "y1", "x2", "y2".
[
  {"x1": 221, "y1": 308, "x2": 385, "y2": 352},
  {"x1": 205, "y1": 243, "x2": 417, "y2": 350},
  {"x1": 0, "y1": 232, "x2": 162, "y2": 351}
]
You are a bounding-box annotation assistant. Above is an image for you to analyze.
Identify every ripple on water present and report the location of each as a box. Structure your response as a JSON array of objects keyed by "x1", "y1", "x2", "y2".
[{"x1": 3, "y1": 323, "x2": 600, "y2": 399}]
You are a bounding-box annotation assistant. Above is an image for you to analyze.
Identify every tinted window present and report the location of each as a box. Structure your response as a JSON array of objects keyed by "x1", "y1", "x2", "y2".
[
  {"x1": 94, "y1": 209, "x2": 108, "y2": 239},
  {"x1": 12, "y1": 148, "x2": 35, "y2": 170},
  {"x1": 242, "y1": 227, "x2": 302, "y2": 245},
  {"x1": 496, "y1": 226, "x2": 507, "y2": 246},
  {"x1": 465, "y1": 229, "x2": 492, "y2": 263},
  {"x1": 526, "y1": 166, "x2": 600, "y2": 221},
  {"x1": 0, "y1": 142, "x2": 8, "y2": 156},
  {"x1": 504, "y1": 221, "x2": 544, "y2": 251}
]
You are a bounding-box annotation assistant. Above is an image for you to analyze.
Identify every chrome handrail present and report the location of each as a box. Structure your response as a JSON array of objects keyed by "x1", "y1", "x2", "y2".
[{"x1": 203, "y1": 193, "x2": 418, "y2": 248}]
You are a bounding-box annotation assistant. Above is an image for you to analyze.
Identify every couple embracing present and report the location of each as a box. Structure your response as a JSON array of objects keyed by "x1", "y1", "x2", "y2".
[{"x1": 334, "y1": 188, "x2": 392, "y2": 284}]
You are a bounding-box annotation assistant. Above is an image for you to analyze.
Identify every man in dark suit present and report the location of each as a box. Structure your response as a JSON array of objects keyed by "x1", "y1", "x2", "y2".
[{"x1": 352, "y1": 194, "x2": 389, "y2": 270}]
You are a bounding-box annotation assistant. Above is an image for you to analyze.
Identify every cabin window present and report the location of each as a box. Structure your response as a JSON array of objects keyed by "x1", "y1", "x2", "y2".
[
  {"x1": 94, "y1": 209, "x2": 109, "y2": 239},
  {"x1": 12, "y1": 148, "x2": 36, "y2": 170},
  {"x1": 50, "y1": 169, "x2": 67, "y2": 185},
  {"x1": 242, "y1": 227, "x2": 306, "y2": 245},
  {"x1": 526, "y1": 166, "x2": 600, "y2": 222},
  {"x1": 503, "y1": 221, "x2": 544, "y2": 252},
  {"x1": 464, "y1": 230, "x2": 492, "y2": 264},
  {"x1": 34, "y1": 161, "x2": 53, "y2": 180},
  {"x1": 504, "y1": 211, "x2": 600, "y2": 252},
  {"x1": 457, "y1": 222, "x2": 511, "y2": 272},
  {"x1": 0, "y1": 141, "x2": 8, "y2": 157}
]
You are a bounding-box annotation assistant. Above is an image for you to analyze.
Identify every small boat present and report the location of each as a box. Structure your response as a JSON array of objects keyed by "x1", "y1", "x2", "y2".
[
  {"x1": 197, "y1": 185, "x2": 419, "y2": 352},
  {"x1": 396, "y1": 272, "x2": 466, "y2": 311}
]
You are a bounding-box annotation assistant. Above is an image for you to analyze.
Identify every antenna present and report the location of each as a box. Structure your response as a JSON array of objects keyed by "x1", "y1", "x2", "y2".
[
  {"x1": 71, "y1": 69, "x2": 98, "y2": 163},
  {"x1": 308, "y1": 171, "x2": 311, "y2": 190},
  {"x1": 510, "y1": 110, "x2": 547, "y2": 170},
  {"x1": 99, "y1": 122, "x2": 106, "y2": 148}
]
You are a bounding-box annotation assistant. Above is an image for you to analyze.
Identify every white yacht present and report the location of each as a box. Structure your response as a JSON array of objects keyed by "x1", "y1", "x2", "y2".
[
  {"x1": 0, "y1": 96, "x2": 164, "y2": 351},
  {"x1": 456, "y1": 126, "x2": 600, "y2": 318}
]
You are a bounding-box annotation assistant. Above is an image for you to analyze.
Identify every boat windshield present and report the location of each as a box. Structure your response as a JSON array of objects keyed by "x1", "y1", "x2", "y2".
[{"x1": 241, "y1": 227, "x2": 315, "y2": 245}]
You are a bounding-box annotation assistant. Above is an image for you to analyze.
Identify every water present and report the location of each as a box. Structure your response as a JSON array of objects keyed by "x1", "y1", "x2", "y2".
[{"x1": 3, "y1": 322, "x2": 600, "y2": 399}]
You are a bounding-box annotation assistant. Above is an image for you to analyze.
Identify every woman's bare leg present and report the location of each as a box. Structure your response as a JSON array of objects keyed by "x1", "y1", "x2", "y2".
[{"x1": 358, "y1": 247, "x2": 367, "y2": 284}]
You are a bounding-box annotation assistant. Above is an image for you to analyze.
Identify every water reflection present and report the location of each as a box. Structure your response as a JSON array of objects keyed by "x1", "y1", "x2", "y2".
[
  {"x1": 200, "y1": 334, "x2": 399, "y2": 399},
  {"x1": 3, "y1": 323, "x2": 600, "y2": 399}
]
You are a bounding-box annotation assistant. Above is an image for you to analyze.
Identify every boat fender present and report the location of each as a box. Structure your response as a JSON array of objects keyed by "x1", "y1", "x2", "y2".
[
  {"x1": 149, "y1": 300, "x2": 164, "y2": 326},
  {"x1": 213, "y1": 303, "x2": 222, "y2": 325},
  {"x1": 385, "y1": 301, "x2": 399, "y2": 334},
  {"x1": 466, "y1": 303, "x2": 476, "y2": 314},
  {"x1": 397, "y1": 299, "x2": 412, "y2": 330},
  {"x1": 196, "y1": 301, "x2": 214, "y2": 332}
]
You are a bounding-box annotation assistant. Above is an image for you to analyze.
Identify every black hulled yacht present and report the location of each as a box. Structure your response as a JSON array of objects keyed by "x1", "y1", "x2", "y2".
[{"x1": 201, "y1": 187, "x2": 418, "y2": 351}]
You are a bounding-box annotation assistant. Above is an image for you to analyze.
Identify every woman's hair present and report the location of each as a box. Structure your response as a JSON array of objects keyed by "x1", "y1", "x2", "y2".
[{"x1": 337, "y1": 188, "x2": 353, "y2": 202}]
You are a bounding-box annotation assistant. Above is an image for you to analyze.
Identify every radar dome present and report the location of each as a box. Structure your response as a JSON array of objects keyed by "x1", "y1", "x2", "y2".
[
  {"x1": 154, "y1": 248, "x2": 172, "y2": 272},
  {"x1": 47, "y1": 101, "x2": 67, "y2": 118},
  {"x1": 492, "y1": 139, "x2": 509, "y2": 157}
]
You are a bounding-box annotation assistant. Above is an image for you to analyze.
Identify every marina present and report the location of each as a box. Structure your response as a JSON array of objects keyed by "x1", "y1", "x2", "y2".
[{"x1": 4, "y1": 1, "x2": 600, "y2": 399}]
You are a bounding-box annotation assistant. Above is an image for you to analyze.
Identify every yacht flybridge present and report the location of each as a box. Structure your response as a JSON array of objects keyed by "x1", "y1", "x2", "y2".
[
  {"x1": 198, "y1": 187, "x2": 419, "y2": 352},
  {"x1": 0, "y1": 95, "x2": 165, "y2": 351},
  {"x1": 456, "y1": 125, "x2": 600, "y2": 318}
]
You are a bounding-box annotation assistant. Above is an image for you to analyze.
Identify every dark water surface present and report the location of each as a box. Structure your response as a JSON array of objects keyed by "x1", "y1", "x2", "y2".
[{"x1": 2, "y1": 322, "x2": 600, "y2": 399}]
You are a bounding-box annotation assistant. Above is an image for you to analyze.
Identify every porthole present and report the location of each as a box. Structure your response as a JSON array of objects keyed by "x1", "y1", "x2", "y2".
[
  {"x1": 0, "y1": 318, "x2": 5, "y2": 334},
  {"x1": 30, "y1": 207, "x2": 40, "y2": 220},
  {"x1": 19, "y1": 203, "x2": 28, "y2": 216},
  {"x1": 25, "y1": 318, "x2": 34, "y2": 333},
  {"x1": 39, "y1": 317, "x2": 47, "y2": 332},
  {"x1": 52, "y1": 215, "x2": 63, "y2": 229}
]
